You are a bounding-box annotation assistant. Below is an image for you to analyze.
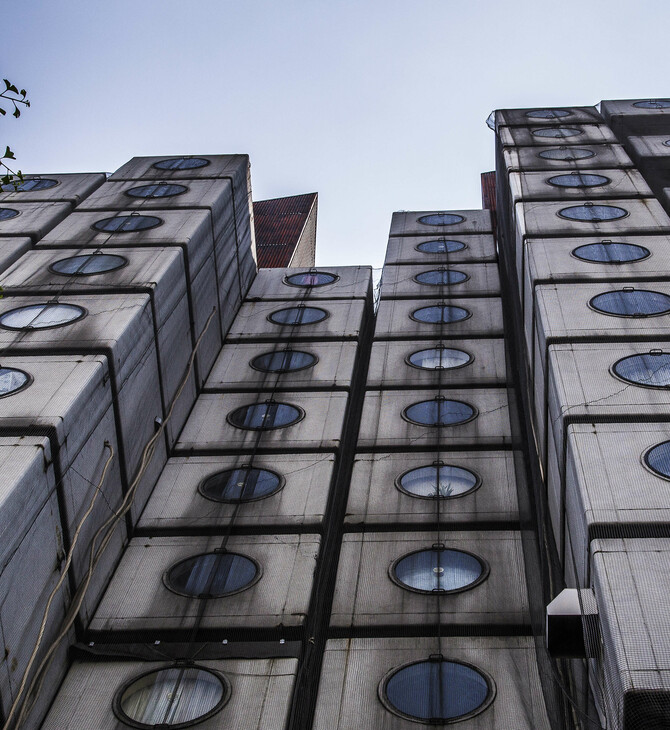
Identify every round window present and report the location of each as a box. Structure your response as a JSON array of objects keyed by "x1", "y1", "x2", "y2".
[
  {"x1": 590, "y1": 289, "x2": 670, "y2": 317},
  {"x1": 664, "y1": 140, "x2": 670, "y2": 148},
  {"x1": 284, "y1": 271, "x2": 338, "y2": 287},
  {"x1": 93, "y1": 214, "x2": 162, "y2": 232},
  {"x1": 2, "y1": 178, "x2": 58, "y2": 192},
  {"x1": 558, "y1": 204, "x2": 627, "y2": 222},
  {"x1": 391, "y1": 547, "x2": 488, "y2": 593},
  {"x1": 0, "y1": 303, "x2": 85, "y2": 330},
  {"x1": 397, "y1": 464, "x2": 479, "y2": 499},
  {"x1": 0, "y1": 367, "x2": 31, "y2": 397},
  {"x1": 403, "y1": 398, "x2": 476, "y2": 426},
  {"x1": 644, "y1": 441, "x2": 670, "y2": 480},
  {"x1": 525, "y1": 109, "x2": 571, "y2": 119},
  {"x1": 126, "y1": 183, "x2": 188, "y2": 198},
  {"x1": 0, "y1": 208, "x2": 19, "y2": 221},
  {"x1": 531, "y1": 127, "x2": 583, "y2": 138},
  {"x1": 227, "y1": 401, "x2": 303, "y2": 430},
  {"x1": 411, "y1": 305, "x2": 470, "y2": 324},
  {"x1": 268, "y1": 306, "x2": 327, "y2": 326},
  {"x1": 199, "y1": 466, "x2": 283, "y2": 503},
  {"x1": 539, "y1": 147, "x2": 595, "y2": 161},
  {"x1": 250, "y1": 350, "x2": 316, "y2": 372},
  {"x1": 153, "y1": 157, "x2": 210, "y2": 170},
  {"x1": 164, "y1": 551, "x2": 260, "y2": 598},
  {"x1": 417, "y1": 213, "x2": 465, "y2": 226},
  {"x1": 380, "y1": 658, "x2": 494, "y2": 723},
  {"x1": 50, "y1": 253, "x2": 128, "y2": 276},
  {"x1": 114, "y1": 665, "x2": 230, "y2": 728},
  {"x1": 612, "y1": 352, "x2": 670, "y2": 388},
  {"x1": 407, "y1": 346, "x2": 472, "y2": 370},
  {"x1": 548, "y1": 173, "x2": 610, "y2": 188},
  {"x1": 415, "y1": 269, "x2": 468, "y2": 286},
  {"x1": 416, "y1": 239, "x2": 466, "y2": 254},
  {"x1": 572, "y1": 241, "x2": 650, "y2": 264},
  {"x1": 633, "y1": 100, "x2": 670, "y2": 109}
]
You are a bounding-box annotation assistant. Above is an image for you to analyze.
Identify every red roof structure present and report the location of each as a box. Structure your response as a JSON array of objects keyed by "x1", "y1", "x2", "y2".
[
  {"x1": 253, "y1": 192, "x2": 318, "y2": 268},
  {"x1": 480, "y1": 171, "x2": 496, "y2": 211}
]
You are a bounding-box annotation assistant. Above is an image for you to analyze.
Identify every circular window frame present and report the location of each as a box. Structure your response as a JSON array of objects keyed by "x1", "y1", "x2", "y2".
[
  {"x1": 538, "y1": 147, "x2": 596, "y2": 162},
  {"x1": 409, "y1": 304, "x2": 472, "y2": 325},
  {"x1": 283, "y1": 271, "x2": 339, "y2": 288},
  {"x1": 405, "y1": 346, "x2": 474, "y2": 372},
  {"x1": 163, "y1": 551, "x2": 263, "y2": 599},
  {"x1": 413, "y1": 269, "x2": 470, "y2": 287},
  {"x1": 112, "y1": 663, "x2": 231, "y2": 729},
  {"x1": 249, "y1": 349, "x2": 318, "y2": 374},
  {"x1": 92, "y1": 214, "x2": 164, "y2": 233},
  {"x1": 153, "y1": 157, "x2": 211, "y2": 171},
  {"x1": 633, "y1": 100, "x2": 670, "y2": 109},
  {"x1": 378, "y1": 657, "x2": 496, "y2": 725},
  {"x1": 198, "y1": 465, "x2": 285, "y2": 504},
  {"x1": 531, "y1": 126, "x2": 583, "y2": 139},
  {"x1": 388, "y1": 546, "x2": 490, "y2": 595},
  {"x1": 125, "y1": 183, "x2": 189, "y2": 199},
  {"x1": 557, "y1": 204, "x2": 629, "y2": 223},
  {"x1": 266, "y1": 306, "x2": 329, "y2": 327},
  {"x1": 610, "y1": 351, "x2": 670, "y2": 390},
  {"x1": 0, "y1": 303, "x2": 87, "y2": 331},
  {"x1": 417, "y1": 213, "x2": 466, "y2": 227},
  {"x1": 5, "y1": 178, "x2": 60, "y2": 193},
  {"x1": 395, "y1": 462, "x2": 481, "y2": 501},
  {"x1": 641, "y1": 440, "x2": 670, "y2": 482},
  {"x1": 0, "y1": 207, "x2": 20, "y2": 221},
  {"x1": 49, "y1": 253, "x2": 129, "y2": 277},
  {"x1": 226, "y1": 401, "x2": 305, "y2": 431},
  {"x1": 415, "y1": 239, "x2": 467, "y2": 255},
  {"x1": 588, "y1": 289, "x2": 670, "y2": 319},
  {"x1": 401, "y1": 398, "x2": 478, "y2": 427},
  {"x1": 571, "y1": 241, "x2": 651, "y2": 265},
  {"x1": 525, "y1": 109, "x2": 571, "y2": 119},
  {"x1": 0, "y1": 367, "x2": 33, "y2": 399},
  {"x1": 546, "y1": 173, "x2": 611, "y2": 189}
]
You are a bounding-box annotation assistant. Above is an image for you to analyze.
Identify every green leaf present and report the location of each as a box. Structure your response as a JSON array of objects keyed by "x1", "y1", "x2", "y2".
[
  {"x1": 24, "y1": 101, "x2": 30, "y2": 108},
  {"x1": 8, "y1": 85, "x2": 17, "y2": 94},
  {"x1": 0, "y1": 108, "x2": 6, "y2": 116},
  {"x1": 12, "y1": 107, "x2": 20, "y2": 118},
  {"x1": 19, "y1": 90, "x2": 26, "y2": 97},
  {"x1": 3, "y1": 79, "x2": 10, "y2": 91},
  {"x1": 4, "y1": 147, "x2": 15, "y2": 160}
]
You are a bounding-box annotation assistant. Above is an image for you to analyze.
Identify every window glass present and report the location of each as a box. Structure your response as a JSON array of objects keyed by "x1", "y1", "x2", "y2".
[
  {"x1": 404, "y1": 398, "x2": 475, "y2": 426},
  {"x1": 613, "y1": 352, "x2": 670, "y2": 388},
  {"x1": 412, "y1": 305, "x2": 470, "y2": 324},
  {"x1": 558, "y1": 204, "x2": 627, "y2": 222},
  {"x1": 2, "y1": 178, "x2": 58, "y2": 192},
  {"x1": 539, "y1": 147, "x2": 595, "y2": 161},
  {"x1": 590, "y1": 290, "x2": 670, "y2": 317},
  {"x1": 0, "y1": 367, "x2": 30, "y2": 397},
  {"x1": 416, "y1": 239, "x2": 466, "y2": 254},
  {"x1": 408, "y1": 347, "x2": 471, "y2": 370},
  {"x1": 526, "y1": 109, "x2": 571, "y2": 119},
  {"x1": 251, "y1": 350, "x2": 316, "y2": 372},
  {"x1": 268, "y1": 306, "x2": 327, "y2": 326},
  {"x1": 0, "y1": 303, "x2": 85, "y2": 330},
  {"x1": 383, "y1": 659, "x2": 491, "y2": 722},
  {"x1": 285, "y1": 272, "x2": 337, "y2": 287},
  {"x1": 153, "y1": 157, "x2": 210, "y2": 170},
  {"x1": 417, "y1": 213, "x2": 465, "y2": 226},
  {"x1": 398, "y1": 464, "x2": 479, "y2": 498},
  {"x1": 573, "y1": 241, "x2": 650, "y2": 263},
  {"x1": 227, "y1": 402, "x2": 302, "y2": 430},
  {"x1": 633, "y1": 100, "x2": 670, "y2": 109},
  {"x1": 415, "y1": 269, "x2": 468, "y2": 286},
  {"x1": 664, "y1": 140, "x2": 670, "y2": 148},
  {"x1": 548, "y1": 173, "x2": 610, "y2": 188},
  {"x1": 392, "y1": 548, "x2": 486, "y2": 593},
  {"x1": 51, "y1": 253, "x2": 127, "y2": 275},
  {"x1": 116, "y1": 666, "x2": 228, "y2": 727},
  {"x1": 126, "y1": 183, "x2": 188, "y2": 198},
  {"x1": 644, "y1": 441, "x2": 670, "y2": 479},
  {"x1": 165, "y1": 552, "x2": 258, "y2": 597},
  {"x1": 200, "y1": 467, "x2": 282, "y2": 502},
  {"x1": 532, "y1": 127, "x2": 582, "y2": 138},
  {"x1": 0, "y1": 208, "x2": 19, "y2": 221},
  {"x1": 93, "y1": 214, "x2": 162, "y2": 232}
]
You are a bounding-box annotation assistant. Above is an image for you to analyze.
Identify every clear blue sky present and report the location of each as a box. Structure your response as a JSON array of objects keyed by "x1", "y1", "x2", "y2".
[{"x1": 4, "y1": 0, "x2": 669, "y2": 267}]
